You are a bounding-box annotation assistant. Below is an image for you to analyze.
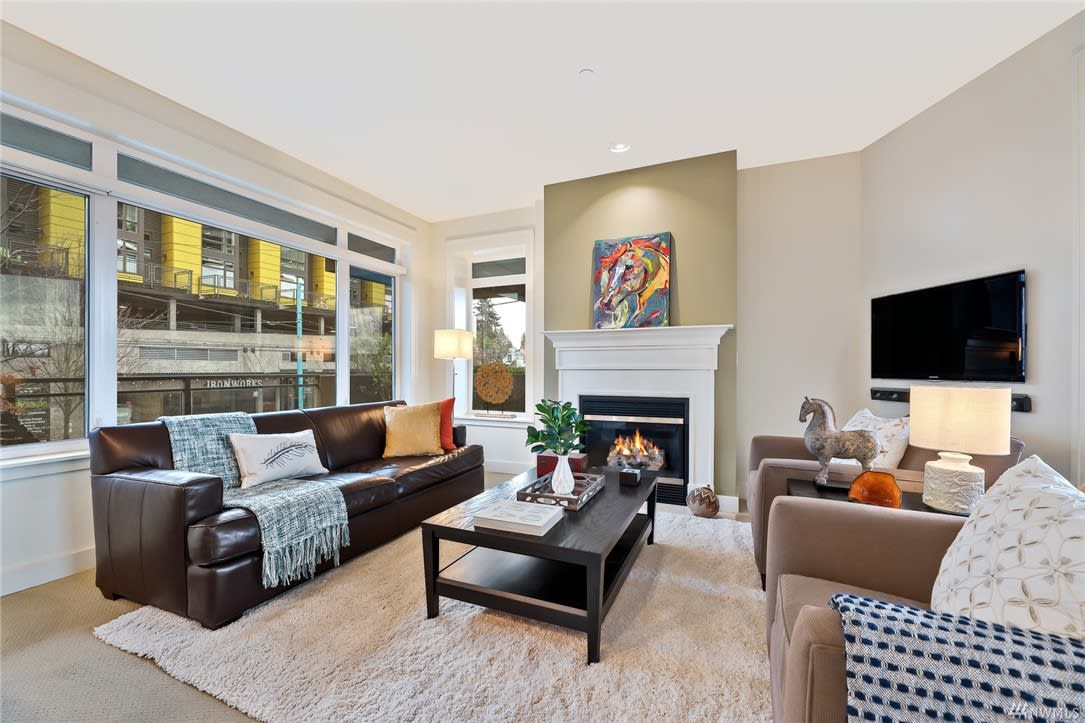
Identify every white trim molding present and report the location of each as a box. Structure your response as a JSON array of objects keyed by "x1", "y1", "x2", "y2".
[
  {"x1": 546, "y1": 325, "x2": 733, "y2": 491},
  {"x1": 1073, "y1": 49, "x2": 1085, "y2": 487}
]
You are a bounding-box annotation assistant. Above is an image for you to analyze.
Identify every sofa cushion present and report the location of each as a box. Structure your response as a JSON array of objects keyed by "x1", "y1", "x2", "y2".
[
  {"x1": 931, "y1": 454, "x2": 1085, "y2": 638},
  {"x1": 342, "y1": 444, "x2": 484, "y2": 497},
  {"x1": 831, "y1": 408, "x2": 910, "y2": 469},
  {"x1": 229, "y1": 429, "x2": 328, "y2": 488},
  {"x1": 383, "y1": 402, "x2": 443, "y2": 457},
  {"x1": 302, "y1": 401, "x2": 400, "y2": 470},
  {"x1": 187, "y1": 472, "x2": 397, "y2": 566}
]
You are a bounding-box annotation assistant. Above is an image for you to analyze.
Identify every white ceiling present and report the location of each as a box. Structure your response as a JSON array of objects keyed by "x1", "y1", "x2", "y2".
[{"x1": 4, "y1": 2, "x2": 1082, "y2": 221}]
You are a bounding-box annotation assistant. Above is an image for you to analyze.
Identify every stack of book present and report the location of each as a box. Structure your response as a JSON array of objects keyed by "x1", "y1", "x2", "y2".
[{"x1": 473, "y1": 499, "x2": 564, "y2": 536}]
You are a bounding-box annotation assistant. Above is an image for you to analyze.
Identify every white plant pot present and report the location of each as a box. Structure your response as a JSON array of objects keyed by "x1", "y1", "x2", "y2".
[{"x1": 551, "y1": 454, "x2": 576, "y2": 495}]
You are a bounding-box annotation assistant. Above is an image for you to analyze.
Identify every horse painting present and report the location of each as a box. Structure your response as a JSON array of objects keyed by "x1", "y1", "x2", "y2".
[
  {"x1": 592, "y1": 232, "x2": 671, "y2": 329},
  {"x1": 799, "y1": 396, "x2": 878, "y2": 485}
]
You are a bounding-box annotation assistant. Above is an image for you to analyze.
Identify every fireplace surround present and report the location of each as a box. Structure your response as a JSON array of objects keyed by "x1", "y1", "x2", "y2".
[
  {"x1": 545, "y1": 324, "x2": 733, "y2": 499},
  {"x1": 580, "y1": 395, "x2": 690, "y2": 504}
]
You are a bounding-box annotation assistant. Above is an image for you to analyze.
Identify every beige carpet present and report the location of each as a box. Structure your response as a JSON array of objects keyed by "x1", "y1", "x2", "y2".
[{"x1": 95, "y1": 507, "x2": 771, "y2": 722}]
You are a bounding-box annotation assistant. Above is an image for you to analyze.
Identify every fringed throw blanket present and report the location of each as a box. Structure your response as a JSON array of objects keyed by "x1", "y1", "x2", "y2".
[
  {"x1": 160, "y1": 413, "x2": 350, "y2": 589},
  {"x1": 830, "y1": 593, "x2": 1085, "y2": 723}
]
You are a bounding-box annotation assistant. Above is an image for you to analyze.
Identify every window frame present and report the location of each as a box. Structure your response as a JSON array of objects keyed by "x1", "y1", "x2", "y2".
[
  {"x1": 0, "y1": 106, "x2": 412, "y2": 463},
  {"x1": 0, "y1": 172, "x2": 91, "y2": 453},
  {"x1": 470, "y1": 264, "x2": 529, "y2": 414},
  {"x1": 443, "y1": 224, "x2": 538, "y2": 423}
]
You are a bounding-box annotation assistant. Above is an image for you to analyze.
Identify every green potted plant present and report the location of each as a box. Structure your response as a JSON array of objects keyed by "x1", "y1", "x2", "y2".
[{"x1": 525, "y1": 399, "x2": 591, "y2": 494}]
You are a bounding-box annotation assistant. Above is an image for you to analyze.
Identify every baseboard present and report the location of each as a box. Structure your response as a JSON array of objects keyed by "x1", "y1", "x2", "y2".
[
  {"x1": 1, "y1": 546, "x2": 95, "y2": 596},
  {"x1": 718, "y1": 495, "x2": 740, "y2": 514},
  {"x1": 484, "y1": 459, "x2": 533, "y2": 475}
]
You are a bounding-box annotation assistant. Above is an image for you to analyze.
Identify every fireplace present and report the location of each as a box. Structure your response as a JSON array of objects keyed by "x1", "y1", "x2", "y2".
[{"x1": 580, "y1": 395, "x2": 689, "y2": 505}]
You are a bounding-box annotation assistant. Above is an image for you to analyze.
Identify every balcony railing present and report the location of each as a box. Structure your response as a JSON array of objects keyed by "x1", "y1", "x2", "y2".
[
  {"x1": 116, "y1": 260, "x2": 194, "y2": 293},
  {"x1": 1, "y1": 240, "x2": 72, "y2": 277}
]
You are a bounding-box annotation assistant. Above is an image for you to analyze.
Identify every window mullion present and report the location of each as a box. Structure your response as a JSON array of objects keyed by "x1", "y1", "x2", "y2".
[
  {"x1": 335, "y1": 228, "x2": 350, "y2": 406},
  {"x1": 87, "y1": 193, "x2": 118, "y2": 428}
]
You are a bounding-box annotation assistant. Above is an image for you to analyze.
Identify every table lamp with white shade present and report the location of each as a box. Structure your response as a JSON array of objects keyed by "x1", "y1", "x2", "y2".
[
  {"x1": 434, "y1": 329, "x2": 474, "y2": 396},
  {"x1": 909, "y1": 385, "x2": 1012, "y2": 514}
]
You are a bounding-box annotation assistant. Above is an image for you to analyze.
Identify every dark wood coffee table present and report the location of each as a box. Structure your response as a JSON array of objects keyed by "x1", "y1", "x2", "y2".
[{"x1": 421, "y1": 468, "x2": 657, "y2": 664}]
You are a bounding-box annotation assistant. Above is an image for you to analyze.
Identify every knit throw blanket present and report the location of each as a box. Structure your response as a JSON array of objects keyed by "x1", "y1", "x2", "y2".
[
  {"x1": 160, "y1": 413, "x2": 350, "y2": 589},
  {"x1": 830, "y1": 593, "x2": 1085, "y2": 723}
]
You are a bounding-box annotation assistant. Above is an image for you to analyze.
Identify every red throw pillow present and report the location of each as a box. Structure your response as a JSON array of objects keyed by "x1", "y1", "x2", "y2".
[{"x1": 439, "y1": 397, "x2": 456, "y2": 452}]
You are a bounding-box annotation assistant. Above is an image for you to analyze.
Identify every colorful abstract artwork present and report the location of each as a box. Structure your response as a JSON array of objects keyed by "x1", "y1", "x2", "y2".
[{"x1": 591, "y1": 232, "x2": 672, "y2": 329}]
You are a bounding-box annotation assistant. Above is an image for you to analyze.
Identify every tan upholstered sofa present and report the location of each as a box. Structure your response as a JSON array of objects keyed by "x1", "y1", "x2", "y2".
[
  {"x1": 747, "y1": 434, "x2": 1024, "y2": 587},
  {"x1": 765, "y1": 496, "x2": 967, "y2": 722}
]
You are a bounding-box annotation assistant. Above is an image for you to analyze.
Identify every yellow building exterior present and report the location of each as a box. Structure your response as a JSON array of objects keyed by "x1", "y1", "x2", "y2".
[
  {"x1": 38, "y1": 188, "x2": 85, "y2": 278},
  {"x1": 248, "y1": 238, "x2": 281, "y2": 303},
  {"x1": 160, "y1": 215, "x2": 202, "y2": 292}
]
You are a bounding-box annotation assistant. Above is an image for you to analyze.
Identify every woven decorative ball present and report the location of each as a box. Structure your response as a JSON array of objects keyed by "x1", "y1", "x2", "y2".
[
  {"x1": 686, "y1": 486, "x2": 719, "y2": 518},
  {"x1": 474, "y1": 362, "x2": 513, "y2": 405}
]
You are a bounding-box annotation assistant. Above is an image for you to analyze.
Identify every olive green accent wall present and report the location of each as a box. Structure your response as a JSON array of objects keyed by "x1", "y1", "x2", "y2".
[{"x1": 543, "y1": 151, "x2": 738, "y2": 495}]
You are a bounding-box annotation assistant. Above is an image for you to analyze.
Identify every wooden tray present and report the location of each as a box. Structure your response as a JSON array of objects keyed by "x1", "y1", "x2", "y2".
[{"x1": 517, "y1": 472, "x2": 605, "y2": 510}]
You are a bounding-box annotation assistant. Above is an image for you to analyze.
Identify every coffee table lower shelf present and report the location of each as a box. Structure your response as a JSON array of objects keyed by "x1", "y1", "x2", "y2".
[{"x1": 433, "y1": 513, "x2": 653, "y2": 660}]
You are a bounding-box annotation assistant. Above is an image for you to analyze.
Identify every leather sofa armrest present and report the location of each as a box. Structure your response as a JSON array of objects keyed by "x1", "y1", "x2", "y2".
[
  {"x1": 91, "y1": 467, "x2": 224, "y2": 617},
  {"x1": 749, "y1": 458, "x2": 863, "y2": 577},
  {"x1": 452, "y1": 424, "x2": 467, "y2": 448},
  {"x1": 765, "y1": 496, "x2": 965, "y2": 638},
  {"x1": 782, "y1": 606, "x2": 848, "y2": 723}
]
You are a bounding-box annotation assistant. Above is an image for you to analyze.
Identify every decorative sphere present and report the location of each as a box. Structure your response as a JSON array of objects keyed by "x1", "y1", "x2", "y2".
[{"x1": 686, "y1": 486, "x2": 719, "y2": 518}]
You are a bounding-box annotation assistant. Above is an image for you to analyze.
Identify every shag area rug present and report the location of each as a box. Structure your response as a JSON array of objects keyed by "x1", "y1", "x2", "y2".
[{"x1": 95, "y1": 506, "x2": 771, "y2": 722}]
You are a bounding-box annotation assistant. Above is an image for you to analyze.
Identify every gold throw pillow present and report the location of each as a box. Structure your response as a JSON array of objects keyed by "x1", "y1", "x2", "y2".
[{"x1": 383, "y1": 402, "x2": 444, "y2": 457}]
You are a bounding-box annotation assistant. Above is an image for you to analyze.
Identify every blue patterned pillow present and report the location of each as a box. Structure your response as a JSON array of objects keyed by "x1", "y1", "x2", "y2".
[{"x1": 830, "y1": 592, "x2": 1085, "y2": 722}]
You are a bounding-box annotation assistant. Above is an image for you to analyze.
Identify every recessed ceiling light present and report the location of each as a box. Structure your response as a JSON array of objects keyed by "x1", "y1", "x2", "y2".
[
  {"x1": 609, "y1": 143, "x2": 631, "y2": 153},
  {"x1": 578, "y1": 68, "x2": 595, "y2": 78}
]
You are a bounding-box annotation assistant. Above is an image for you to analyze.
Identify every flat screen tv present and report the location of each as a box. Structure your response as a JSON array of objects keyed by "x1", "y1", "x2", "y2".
[{"x1": 871, "y1": 270, "x2": 1026, "y2": 382}]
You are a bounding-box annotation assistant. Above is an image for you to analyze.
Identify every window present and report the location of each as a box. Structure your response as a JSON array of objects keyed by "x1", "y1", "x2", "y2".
[
  {"x1": 118, "y1": 203, "x2": 139, "y2": 234},
  {"x1": 470, "y1": 258, "x2": 526, "y2": 414},
  {"x1": 200, "y1": 226, "x2": 238, "y2": 290},
  {"x1": 117, "y1": 202, "x2": 336, "y2": 423},
  {"x1": 1, "y1": 175, "x2": 87, "y2": 447},
  {"x1": 116, "y1": 203, "x2": 147, "y2": 275},
  {"x1": 117, "y1": 240, "x2": 140, "y2": 274},
  {"x1": 349, "y1": 267, "x2": 393, "y2": 403},
  {"x1": 280, "y1": 247, "x2": 306, "y2": 301}
]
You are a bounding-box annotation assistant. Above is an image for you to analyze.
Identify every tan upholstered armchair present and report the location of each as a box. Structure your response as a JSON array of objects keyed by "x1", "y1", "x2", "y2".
[
  {"x1": 764, "y1": 496, "x2": 967, "y2": 722},
  {"x1": 747, "y1": 434, "x2": 1024, "y2": 587}
]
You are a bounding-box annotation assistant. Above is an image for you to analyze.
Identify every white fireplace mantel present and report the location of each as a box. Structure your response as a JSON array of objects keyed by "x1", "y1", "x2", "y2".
[{"x1": 545, "y1": 324, "x2": 732, "y2": 490}]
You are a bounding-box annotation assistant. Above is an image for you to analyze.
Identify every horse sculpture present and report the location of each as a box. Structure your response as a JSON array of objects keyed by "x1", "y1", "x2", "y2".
[
  {"x1": 594, "y1": 236, "x2": 670, "y2": 328},
  {"x1": 799, "y1": 396, "x2": 878, "y2": 486}
]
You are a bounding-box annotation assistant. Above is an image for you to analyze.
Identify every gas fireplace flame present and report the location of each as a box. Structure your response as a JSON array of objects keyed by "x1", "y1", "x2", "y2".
[{"x1": 607, "y1": 429, "x2": 665, "y2": 471}]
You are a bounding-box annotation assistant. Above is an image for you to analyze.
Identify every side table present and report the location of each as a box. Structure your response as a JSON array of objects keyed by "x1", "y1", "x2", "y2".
[{"x1": 786, "y1": 478, "x2": 966, "y2": 516}]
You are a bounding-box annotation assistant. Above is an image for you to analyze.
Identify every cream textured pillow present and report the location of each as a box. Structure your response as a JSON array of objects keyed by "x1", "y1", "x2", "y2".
[
  {"x1": 831, "y1": 408, "x2": 910, "y2": 469},
  {"x1": 228, "y1": 429, "x2": 328, "y2": 489},
  {"x1": 383, "y1": 402, "x2": 444, "y2": 457},
  {"x1": 930, "y1": 455, "x2": 1085, "y2": 638}
]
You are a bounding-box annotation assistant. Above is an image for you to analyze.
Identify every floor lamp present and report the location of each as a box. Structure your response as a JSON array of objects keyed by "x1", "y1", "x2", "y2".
[{"x1": 434, "y1": 329, "x2": 474, "y2": 399}]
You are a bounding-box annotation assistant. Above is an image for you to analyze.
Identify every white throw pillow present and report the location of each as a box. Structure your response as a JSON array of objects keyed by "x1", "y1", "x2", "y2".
[
  {"x1": 228, "y1": 430, "x2": 328, "y2": 489},
  {"x1": 830, "y1": 409, "x2": 910, "y2": 469},
  {"x1": 930, "y1": 455, "x2": 1085, "y2": 638}
]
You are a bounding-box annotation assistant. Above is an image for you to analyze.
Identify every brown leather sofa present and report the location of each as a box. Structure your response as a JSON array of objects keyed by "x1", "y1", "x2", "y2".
[
  {"x1": 88, "y1": 400, "x2": 484, "y2": 629},
  {"x1": 765, "y1": 496, "x2": 966, "y2": 722},
  {"x1": 747, "y1": 434, "x2": 1024, "y2": 586}
]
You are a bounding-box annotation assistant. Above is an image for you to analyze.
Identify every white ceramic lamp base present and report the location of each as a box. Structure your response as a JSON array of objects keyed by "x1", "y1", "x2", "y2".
[{"x1": 921, "y1": 452, "x2": 985, "y2": 514}]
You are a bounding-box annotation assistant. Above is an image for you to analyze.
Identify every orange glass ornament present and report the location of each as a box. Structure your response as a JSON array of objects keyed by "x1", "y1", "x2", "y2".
[{"x1": 848, "y1": 470, "x2": 902, "y2": 509}]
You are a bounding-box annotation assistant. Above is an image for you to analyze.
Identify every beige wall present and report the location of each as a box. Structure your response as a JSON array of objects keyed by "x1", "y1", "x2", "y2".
[
  {"x1": 543, "y1": 152, "x2": 738, "y2": 495},
  {"x1": 735, "y1": 153, "x2": 864, "y2": 495},
  {"x1": 860, "y1": 12, "x2": 1084, "y2": 477}
]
